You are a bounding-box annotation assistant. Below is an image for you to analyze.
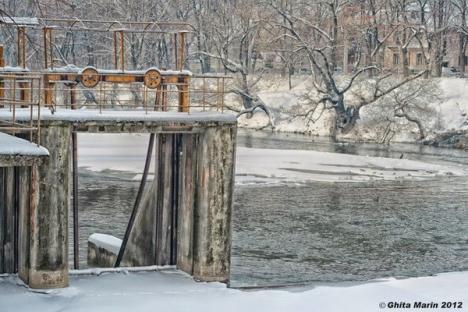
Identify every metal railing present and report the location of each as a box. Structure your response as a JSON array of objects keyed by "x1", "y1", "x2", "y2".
[
  {"x1": 0, "y1": 69, "x2": 230, "y2": 143},
  {"x1": 44, "y1": 74, "x2": 229, "y2": 113},
  {"x1": 0, "y1": 73, "x2": 41, "y2": 143}
]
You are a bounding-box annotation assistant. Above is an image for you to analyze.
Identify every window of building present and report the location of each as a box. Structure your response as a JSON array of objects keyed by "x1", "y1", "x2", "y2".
[
  {"x1": 393, "y1": 53, "x2": 400, "y2": 65},
  {"x1": 416, "y1": 53, "x2": 423, "y2": 66},
  {"x1": 394, "y1": 31, "x2": 401, "y2": 45}
]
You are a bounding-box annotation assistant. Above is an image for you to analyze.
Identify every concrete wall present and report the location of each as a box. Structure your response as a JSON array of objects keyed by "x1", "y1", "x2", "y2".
[
  {"x1": 121, "y1": 126, "x2": 236, "y2": 282},
  {"x1": 28, "y1": 125, "x2": 71, "y2": 289},
  {"x1": 2, "y1": 113, "x2": 237, "y2": 289}
]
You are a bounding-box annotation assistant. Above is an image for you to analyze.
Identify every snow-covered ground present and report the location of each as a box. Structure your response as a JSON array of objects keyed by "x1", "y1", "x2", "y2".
[{"x1": 1, "y1": 269, "x2": 467, "y2": 312}]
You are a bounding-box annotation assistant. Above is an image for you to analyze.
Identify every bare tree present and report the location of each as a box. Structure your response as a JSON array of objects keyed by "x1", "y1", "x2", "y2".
[
  {"x1": 364, "y1": 78, "x2": 440, "y2": 142},
  {"x1": 196, "y1": 0, "x2": 268, "y2": 112},
  {"x1": 270, "y1": 0, "x2": 426, "y2": 139},
  {"x1": 452, "y1": 0, "x2": 467, "y2": 74}
]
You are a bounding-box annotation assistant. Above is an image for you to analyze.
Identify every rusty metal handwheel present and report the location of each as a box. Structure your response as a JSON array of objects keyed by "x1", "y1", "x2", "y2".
[
  {"x1": 144, "y1": 68, "x2": 162, "y2": 89},
  {"x1": 80, "y1": 67, "x2": 100, "y2": 88}
]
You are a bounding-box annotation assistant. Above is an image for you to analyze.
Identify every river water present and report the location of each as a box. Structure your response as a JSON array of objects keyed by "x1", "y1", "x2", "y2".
[{"x1": 72, "y1": 130, "x2": 468, "y2": 288}]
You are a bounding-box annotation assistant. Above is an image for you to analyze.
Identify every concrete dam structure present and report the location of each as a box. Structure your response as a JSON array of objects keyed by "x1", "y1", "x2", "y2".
[
  {"x1": 1, "y1": 110, "x2": 236, "y2": 289},
  {"x1": 0, "y1": 17, "x2": 237, "y2": 289}
]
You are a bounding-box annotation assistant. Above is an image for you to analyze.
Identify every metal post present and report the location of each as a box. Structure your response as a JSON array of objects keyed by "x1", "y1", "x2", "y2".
[
  {"x1": 174, "y1": 33, "x2": 178, "y2": 70},
  {"x1": 119, "y1": 30, "x2": 125, "y2": 71},
  {"x1": 71, "y1": 84, "x2": 79, "y2": 269},
  {"x1": 113, "y1": 31, "x2": 118, "y2": 70},
  {"x1": 72, "y1": 132, "x2": 79, "y2": 269}
]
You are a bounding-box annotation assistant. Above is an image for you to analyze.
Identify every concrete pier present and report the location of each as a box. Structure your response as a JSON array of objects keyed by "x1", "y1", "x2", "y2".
[
  {"x1": 122, "y1": 126, "x2": 236, "y2": 282},
  {"x1": 0, "y1": 110, "x2": 237, "y2": 288}
]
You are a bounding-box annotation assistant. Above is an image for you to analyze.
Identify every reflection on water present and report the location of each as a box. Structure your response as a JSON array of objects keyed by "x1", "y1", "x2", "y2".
[
  {"x1": 69, "y1": 170, "x2": 137, "y2": 268},
  {"x1": 238, "y1": 129, "x2": 468, "y2": 167},
  {"x1": 72, "y1": 130, "x2": 468, "y2": 288}
]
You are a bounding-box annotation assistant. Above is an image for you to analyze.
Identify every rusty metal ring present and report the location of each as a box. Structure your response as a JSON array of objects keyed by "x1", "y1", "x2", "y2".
[
  {"x1": 143, "y1": 68, "x2": 162, "y2": 89},
  {"x1": 80, "y1": 66, "x2": 100, "y2": 88}
]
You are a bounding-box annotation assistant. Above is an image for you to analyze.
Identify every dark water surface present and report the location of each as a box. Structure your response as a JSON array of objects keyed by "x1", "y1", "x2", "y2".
[{"x1": 72, "y1": 130, "x2": 468, "y2": 288}]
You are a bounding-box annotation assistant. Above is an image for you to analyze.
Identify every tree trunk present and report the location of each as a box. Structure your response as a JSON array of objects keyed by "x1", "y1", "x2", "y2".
[
  {"x1": 401, "y1": 47, "x2": 410, "y2": 77},
  {"x1": 459, "y1": 33, "x2": 466, "y2": 74}
]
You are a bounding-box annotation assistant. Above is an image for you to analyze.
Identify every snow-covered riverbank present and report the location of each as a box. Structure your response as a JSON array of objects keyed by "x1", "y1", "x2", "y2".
[
  {"x1": 236, "y1": 77, "x2": 468, "y2": 147},
  {"x1": 1, "y1": 269, "x2": 467, "y2": 312}
]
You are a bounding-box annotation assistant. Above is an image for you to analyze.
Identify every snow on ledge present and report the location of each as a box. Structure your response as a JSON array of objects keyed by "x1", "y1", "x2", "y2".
[
  {"x1": 1, "y1": 269, "x2": 468, "y2": 311},
  {"x1": 0, "y1": 132, "x2": 49, "y2": 156},
  {"x1": 70, "y1": 265, "x2": 177, "y2": 276},
  {"x1": 0, "y1": 109, "x2": 237, "y2": 124},
  {"x1": 88, "y1": 233, "x2": 122, "y2": 255}
]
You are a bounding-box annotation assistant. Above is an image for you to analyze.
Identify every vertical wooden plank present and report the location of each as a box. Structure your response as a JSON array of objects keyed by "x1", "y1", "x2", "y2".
[
  {"x1": 170, "y1": 134, "x2": 180, "y2": 264},
  {"x1": 3, "y1": 167, "x2": 16, "y2": 273},
  {"x1": 177, "y1": 134, "x2": 197, "y2": 274},
  {"x1": 155, "y1": 134, "x2": 174, "y2": 265},
  {"x1": 0, "y1": 167, "x2": 4, "y2": 273},
  {"x1": 17, "y1": 166, "x2": 30, "y2": 284}
]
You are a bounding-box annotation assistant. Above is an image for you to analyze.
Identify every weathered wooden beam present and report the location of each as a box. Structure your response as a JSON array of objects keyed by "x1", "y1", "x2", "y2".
[
  {"x1": 155, "y1": 134, "x2": 174, "y2": 265},
  {"x1": 17, "y1": 166, "x2": 31, "y2": 284},
  {"x1": 3, "y1": 167, "x2": 16, "y2": 273},
  {"x1": 0, "y1": 167, "x2": 4, "y2": 272},
  {"x1": 176, "y1": 134, "x2": 197, "y2": 274},
  {"x1": 178, "y1": 76, "x2": 190, "y2": 113},
  {"x1": 43, "y1": 73, "x2": 188, "y2": 85}
]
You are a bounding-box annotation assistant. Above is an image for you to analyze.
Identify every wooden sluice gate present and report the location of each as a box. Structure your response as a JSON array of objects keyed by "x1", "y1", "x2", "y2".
[
  {"x1": 0, "y1": 17, "x2": 236, "y2": 289},
  {"x1": 0, "y1": 133, "x2": 48, "y2": 281}
]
